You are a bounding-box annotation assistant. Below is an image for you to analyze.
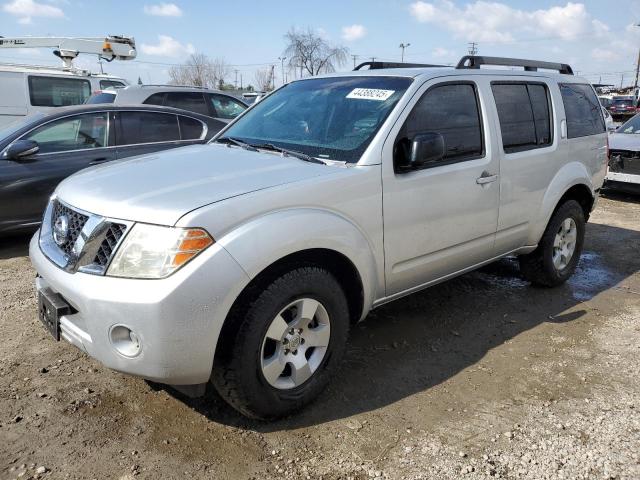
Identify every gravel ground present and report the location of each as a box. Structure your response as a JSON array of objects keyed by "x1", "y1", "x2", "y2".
[{"x1": 1, "y1": 192, "x2": 639, "y2": 480}]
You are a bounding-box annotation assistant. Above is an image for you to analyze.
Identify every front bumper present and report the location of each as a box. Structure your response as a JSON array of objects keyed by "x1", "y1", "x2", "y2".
[{"x1": 30, "y1": 232, "x2": 250, "y2": 385}]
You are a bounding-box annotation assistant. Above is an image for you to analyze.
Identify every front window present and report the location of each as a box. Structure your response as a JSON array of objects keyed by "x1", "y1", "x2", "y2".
[
  {"x1": 23, "y1": 113, "x2": 109, "y2": 153},
  {"x1": 28, "y1": 76, "x2": 91, "y2": 107},
  {"x1": 86, "y1": 92, "x2": 116, "y2": 104},
  {"x1": 99, "y1": 80, "x2": 126, "y2": 90},
  {"x1": 618, "y1": 115, "x2": 640, "y2": 134},
  {"x1": 218, "y1": 76, "x2": 413, "y2": 163},
  {"x1": 209, "y1": 94, "x2": 246, "y2": 119}
]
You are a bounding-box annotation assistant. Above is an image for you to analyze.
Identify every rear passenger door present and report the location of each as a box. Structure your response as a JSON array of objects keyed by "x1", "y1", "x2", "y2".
[
  {"x1": 382, "y1": 78, "x2": 500, "y2": 295},
  {"x1": 115, "y1": 111, "x2": 182, "y2": 158},
  {"x1": 490, "y1": 80, "x2": 562, "y2": 254},
  {"x1": 114, "y1": 111, "x2": 207, "y2": 159}
]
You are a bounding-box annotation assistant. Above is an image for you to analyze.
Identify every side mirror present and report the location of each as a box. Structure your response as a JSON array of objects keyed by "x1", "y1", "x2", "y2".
[
  {"x1": 396, "y1": 132, "x2": 445, "y2": 171},
  {"x1": 4, "y1": 140, "x2": 39, "y2": 160}
]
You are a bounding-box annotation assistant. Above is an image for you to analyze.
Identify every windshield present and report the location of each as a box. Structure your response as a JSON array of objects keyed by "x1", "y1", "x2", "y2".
[
  {"x1": 0, "y1": 113, "x2": 45, "y2": 139},
  {"x1": 618, "y1": 115, "x2": 640, "y2": 134},
  {"x1": 218, "y1": 76, "x2": 413, "y2": 163},
  {"x1": 612, "y1": 98, "x2": 634, "y2": 106},
  {"x1": 86, "y1": 92, "x2": 116, "y2": 104}
]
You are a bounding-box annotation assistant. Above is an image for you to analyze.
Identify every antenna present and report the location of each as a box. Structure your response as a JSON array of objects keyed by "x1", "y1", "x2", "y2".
[{"x1": 468, "y1": 42, "x2": 478, "y2": 56}]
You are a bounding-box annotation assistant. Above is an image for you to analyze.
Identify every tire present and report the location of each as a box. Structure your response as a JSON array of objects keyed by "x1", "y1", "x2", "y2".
[
  {"x1": 211, "y1": 266, "x2": 350, "y2": 419},
  {"x1": 519, "y1": 199, "x2": 585, "y2": 287}
]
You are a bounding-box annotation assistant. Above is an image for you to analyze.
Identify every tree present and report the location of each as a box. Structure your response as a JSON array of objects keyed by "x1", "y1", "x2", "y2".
[
  {"x1": 254, "y1": 67, "x2": 273, "y2": 91},
  {"x1": 168, "y1": 54, "x2": 231, "y2": 88},
  {"x1": 283, "y1": 27, "x2": 348, "y2": 77}
]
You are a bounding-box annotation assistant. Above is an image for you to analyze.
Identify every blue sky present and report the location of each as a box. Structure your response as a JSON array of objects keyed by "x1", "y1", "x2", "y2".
[{"x1": 1, "y1": 0, "x2": 639, "y2": 87}]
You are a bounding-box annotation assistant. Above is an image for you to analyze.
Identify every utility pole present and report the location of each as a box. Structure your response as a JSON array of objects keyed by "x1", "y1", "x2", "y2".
[
  {"x1": 234, "y1": 69, "x2": 238, "y2": 89},
  {"x1": 270, "y1": 64, "x2": 275, "y2": 90},
  {"x1": 370, "y1": 57, "x2": 376, "y2": 62},
  {"x1": 634, "y1": 23, "x2": 640, "y2": 100},
  {"x1": 351, "y1": 54, "x2": 358, "y2": 69},
  {"x1": 278, "y1": 56, "x2": 287, "y2": 85},
  {"x1": 240, "y1": 74, "x2": 243, "y2": 90},
  {"x1": 621, "y1": 73, "x2": 625, "y2": 90},
  {"x1": 468, "y1": 42, "x2": 478, "y2": 56},
  {"x1": 399, "y1": 43, "x2": 410, "y2": 62}
]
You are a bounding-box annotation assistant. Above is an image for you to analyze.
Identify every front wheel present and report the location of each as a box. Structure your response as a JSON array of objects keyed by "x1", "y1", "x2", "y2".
[
  {"x1": 211, "y1": 266, "x2": 350, "y2": 419},
  {"x1": 519, "y1": 200, "x2": 586, "y2": 287}
]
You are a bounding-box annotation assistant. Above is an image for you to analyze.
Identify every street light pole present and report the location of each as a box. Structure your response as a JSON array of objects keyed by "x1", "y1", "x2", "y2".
[
  {"x1": 399, "y1": 43, "x2": 410, "y2": 62},
  {"x1": 278, "y1": 56, "x2": 287, "y2": 86}
]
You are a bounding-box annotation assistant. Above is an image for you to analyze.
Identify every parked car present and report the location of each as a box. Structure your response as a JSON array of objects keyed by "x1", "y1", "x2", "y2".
[
  {"x1": 0, "y1": 63, "x2": 127, "y2": 128},
  {"x1": 86, "y1": 85, "x2": 249, "y2": 123},
  {"x1": 607, "y1": 96, "x2": 638, "y2": 121},
  {"x1": 606, "y1": 113, "x2": 640, "y2": 192},
  {"x1": 30, "y1": 56, "x2": 607, "y2": 419},
  {"x1": 0, "y1": 104, "x2": 225, "y2": 234}
]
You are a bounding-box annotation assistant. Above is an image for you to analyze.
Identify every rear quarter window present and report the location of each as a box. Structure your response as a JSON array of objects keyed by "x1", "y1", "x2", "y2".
[
  {"x1": 560, "y1": 84, "x2": 605, "y2": 138},
  {"x1": 28, "y1": 76, "x2": 91, "y2": 107}
]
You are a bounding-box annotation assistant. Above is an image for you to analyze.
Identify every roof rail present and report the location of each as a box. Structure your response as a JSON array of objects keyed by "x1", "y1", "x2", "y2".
[
  {"x1": 456, "y1": 55, "x2": 574, "y2": 75},
  {"x1": 138, "y1": 84, "x2": 210, "y2": 89},
  {"x1": 354, "y1": 61, "x2": 446, "y2": 71}
]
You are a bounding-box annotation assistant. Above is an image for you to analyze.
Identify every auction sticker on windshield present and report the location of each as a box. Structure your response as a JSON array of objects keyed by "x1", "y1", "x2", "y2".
[{"x1": 346, "y1": 88, "x2": 395, "y2": 101}]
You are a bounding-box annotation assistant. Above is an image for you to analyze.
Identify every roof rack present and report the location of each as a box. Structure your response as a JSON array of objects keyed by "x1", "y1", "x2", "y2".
[
  {"x1": 354, "y1": 61, "x2": 446, "y2": 71},
  {"x1": 456, "y1": 56, "x2": 573, "y2": 75}
]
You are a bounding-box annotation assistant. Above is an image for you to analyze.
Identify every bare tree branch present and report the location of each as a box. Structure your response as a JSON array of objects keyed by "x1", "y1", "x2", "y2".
[
  {"x1": 284, "y1": 27, "x2": 348, "y2": 77},
  {"x1": 168, "y1": 54, "x2": 230, "y2": 88}
]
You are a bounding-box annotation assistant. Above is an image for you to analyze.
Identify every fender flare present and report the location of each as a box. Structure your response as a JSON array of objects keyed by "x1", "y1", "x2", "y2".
[
  {"x1": 217, "y1": 208, "x2": 380, "y2": 319},
  {"x1": 530, "y1": 161, "x2": 594, "y2": 244}
]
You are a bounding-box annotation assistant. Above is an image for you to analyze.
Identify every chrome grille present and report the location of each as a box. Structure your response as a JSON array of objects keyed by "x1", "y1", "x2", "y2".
[
  {"x1": 93, "y1": 223, "x2": 127, "y2": 267},
  {"x1": 52, "y1": 201, "x2": 89, "y2": 255}
]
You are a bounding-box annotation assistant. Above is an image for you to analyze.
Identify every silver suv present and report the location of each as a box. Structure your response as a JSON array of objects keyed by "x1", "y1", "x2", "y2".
[
  {"x1": 30, "y1": 56, "x2": 608, "y2": 419},
  {"x1": 86, "y1": 85, "x2": 248, "y2": 123}
]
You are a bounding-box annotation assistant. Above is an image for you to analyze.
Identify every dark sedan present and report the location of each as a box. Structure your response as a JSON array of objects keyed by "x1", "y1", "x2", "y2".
[
  {"x1": 0, "y1": 104, "x2": 226, "y2": 235},
  {"x1": 607, "y1": 96, "x2": 638, "y2": 121}
]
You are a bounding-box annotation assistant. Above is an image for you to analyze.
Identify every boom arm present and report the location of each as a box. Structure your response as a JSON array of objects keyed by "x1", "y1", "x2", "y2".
[{"x1": 0, "y1": 35, "x2": 136, "y2": 70}]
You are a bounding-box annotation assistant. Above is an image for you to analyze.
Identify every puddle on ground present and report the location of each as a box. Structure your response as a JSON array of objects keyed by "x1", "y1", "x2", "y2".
[{"x1": 569, "y1": 251, "x2": 618, "y2": 301}]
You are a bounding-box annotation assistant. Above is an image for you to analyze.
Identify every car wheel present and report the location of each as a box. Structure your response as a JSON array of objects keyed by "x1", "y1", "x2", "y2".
[
  {"x1": 212, "y1": 266, "x2": 349, "y2": 419},
  {"x1": 519, "y1": 200, "x2": 585, "y2": 287}
]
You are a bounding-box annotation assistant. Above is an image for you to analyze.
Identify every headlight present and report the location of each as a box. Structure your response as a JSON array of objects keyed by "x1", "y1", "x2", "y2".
[{"x1": 106, "y1": 224, "x2": 214, "y2": 279}]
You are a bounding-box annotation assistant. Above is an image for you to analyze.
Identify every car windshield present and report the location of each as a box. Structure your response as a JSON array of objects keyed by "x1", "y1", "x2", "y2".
[
  {"x1": 618, "y1": 115, "x2": 640, "y2": 134},
  {"x1": 217, "y1": 76, "x2": 413, "y2": 163},
  {"x1": 0, "y1": 113, "x2": 45, "y2": 140}
]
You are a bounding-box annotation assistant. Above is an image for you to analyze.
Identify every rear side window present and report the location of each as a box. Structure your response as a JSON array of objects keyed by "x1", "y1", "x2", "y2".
[
  {"x1": 162, "y1": 92, "x2": 210, "y2": 116},
  {"x1": 99, "y1": 80, "x2": 126, "y2": 90},
  {"x1": 28, "y1": 76, "x2": 91, "y2": 107},
  {"x1": 491, "y1": 82, "x2": 552, "y2": 153},
  {"x1": 143, "y1": 93, "x2": 165, "y2": 106},
  {"x1": 118, "y1": 112, "x2": 180, "y2": 145},
  {"x1": 398, "y1": 82, "x2": 483, "y2": 165},
  {"x1": 178, "y1": 116, "x2": 205, "y2": 140},
  {"x1": 560, "y1": 84, "x2": 605, "y2": 138}
]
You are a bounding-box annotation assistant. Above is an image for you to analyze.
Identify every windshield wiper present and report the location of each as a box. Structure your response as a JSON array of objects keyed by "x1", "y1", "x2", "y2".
[
  {"x1": 253, "y1": 143, "x2": 326, "y2": 165},
  {"x1": 216, "y1": 136, "x2": 258, "y2": 152}
]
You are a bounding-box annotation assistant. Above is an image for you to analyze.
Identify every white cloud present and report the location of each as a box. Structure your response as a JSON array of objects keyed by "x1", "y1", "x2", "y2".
[
  {"x1": 140, "y1": 35, "x2": 195, "y2": 57},
  {"x1": 432, "y1": 46, "x2": 454, "y2": 58},
  {"x1": 342, "y1": 24, "x2": 367, "y2": 41},
  {"x1": 3, "y1": 0, "x2": 64, "y2": 24},
  {"x1": 409, "y1": 1, "x2": 607, "y2": 43},
  {"x1": 591, "y1": 48, "x2": 621, "y2": 62},
  {"x1": 143, "y1": 3, "x2": 182, "y2": 17}
]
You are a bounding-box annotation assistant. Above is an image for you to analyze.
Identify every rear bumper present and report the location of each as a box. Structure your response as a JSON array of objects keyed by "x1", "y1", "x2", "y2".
[
  {"x1": 29, "y1": 232, "x2": 250, "y2": 385},
  {"x1": 606, "y1": 171, "x2": 640, "y2": 185}
]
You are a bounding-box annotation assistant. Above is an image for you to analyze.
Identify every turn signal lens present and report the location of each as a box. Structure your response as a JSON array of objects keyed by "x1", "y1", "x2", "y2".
[{"x1": 107, "y1": 224, "x2": 214, "y2": 279}]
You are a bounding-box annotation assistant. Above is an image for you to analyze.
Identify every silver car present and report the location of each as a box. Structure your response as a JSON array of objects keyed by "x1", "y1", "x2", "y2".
[
  {"x1": 30, "y1": 56, "x2": 607, "y2": 419},
  {"x1": 86, "y1": 84, "x2": 248, "y2": 123}
]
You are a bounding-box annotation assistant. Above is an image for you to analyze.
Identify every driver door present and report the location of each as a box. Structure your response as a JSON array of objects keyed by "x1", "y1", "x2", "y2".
[
  {"x1": 382, "y1": 78, "x2": 500, "y2": 295},
  {"x1": 0, "y1": 111, "x2": 115, "y2": 232}
]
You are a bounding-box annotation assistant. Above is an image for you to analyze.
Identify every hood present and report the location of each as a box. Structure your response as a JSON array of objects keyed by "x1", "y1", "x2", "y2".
[
  {"x1": 609, "y1": 132, "x2": 640, "y2": 152},
  {"x1": 56, "y1": 144, "x2": 339, "y2": 225}
]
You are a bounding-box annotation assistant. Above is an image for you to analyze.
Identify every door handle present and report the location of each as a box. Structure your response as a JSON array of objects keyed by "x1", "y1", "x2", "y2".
[
  {"x1": 89, "y1": 158, "x2": 109, "y2": 165},
  {"x1": 476, "y1": 172, "x2": 498, "y2": 185}
]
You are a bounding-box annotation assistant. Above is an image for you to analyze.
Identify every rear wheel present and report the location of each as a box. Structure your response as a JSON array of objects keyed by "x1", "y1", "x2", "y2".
[
  {"x1": 519, "y1": 200, "x2": 585, "y2": 287},
  {"x1": 212, "y1": 266, "x2": 349, "y2": 419}
]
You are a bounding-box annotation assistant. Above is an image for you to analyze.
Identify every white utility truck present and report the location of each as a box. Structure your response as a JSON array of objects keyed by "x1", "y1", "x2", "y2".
[{"x1": 0, "y1": 35, "x2": 136, "y2": 128}]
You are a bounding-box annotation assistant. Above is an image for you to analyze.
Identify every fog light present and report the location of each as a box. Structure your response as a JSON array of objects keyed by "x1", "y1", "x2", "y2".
[{"x1": 109, "y1": 325, "x2": 141, "y2": 357}]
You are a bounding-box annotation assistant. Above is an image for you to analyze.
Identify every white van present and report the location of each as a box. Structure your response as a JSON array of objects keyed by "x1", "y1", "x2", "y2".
[{"x1": 0, "y1": 63, "x2": 127, "y2": 128}]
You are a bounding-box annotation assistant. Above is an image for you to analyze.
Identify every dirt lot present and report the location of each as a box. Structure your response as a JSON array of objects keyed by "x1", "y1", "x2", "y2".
[{"x1": 1, "y1": 193, "x2": 639, "y2": 480}]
